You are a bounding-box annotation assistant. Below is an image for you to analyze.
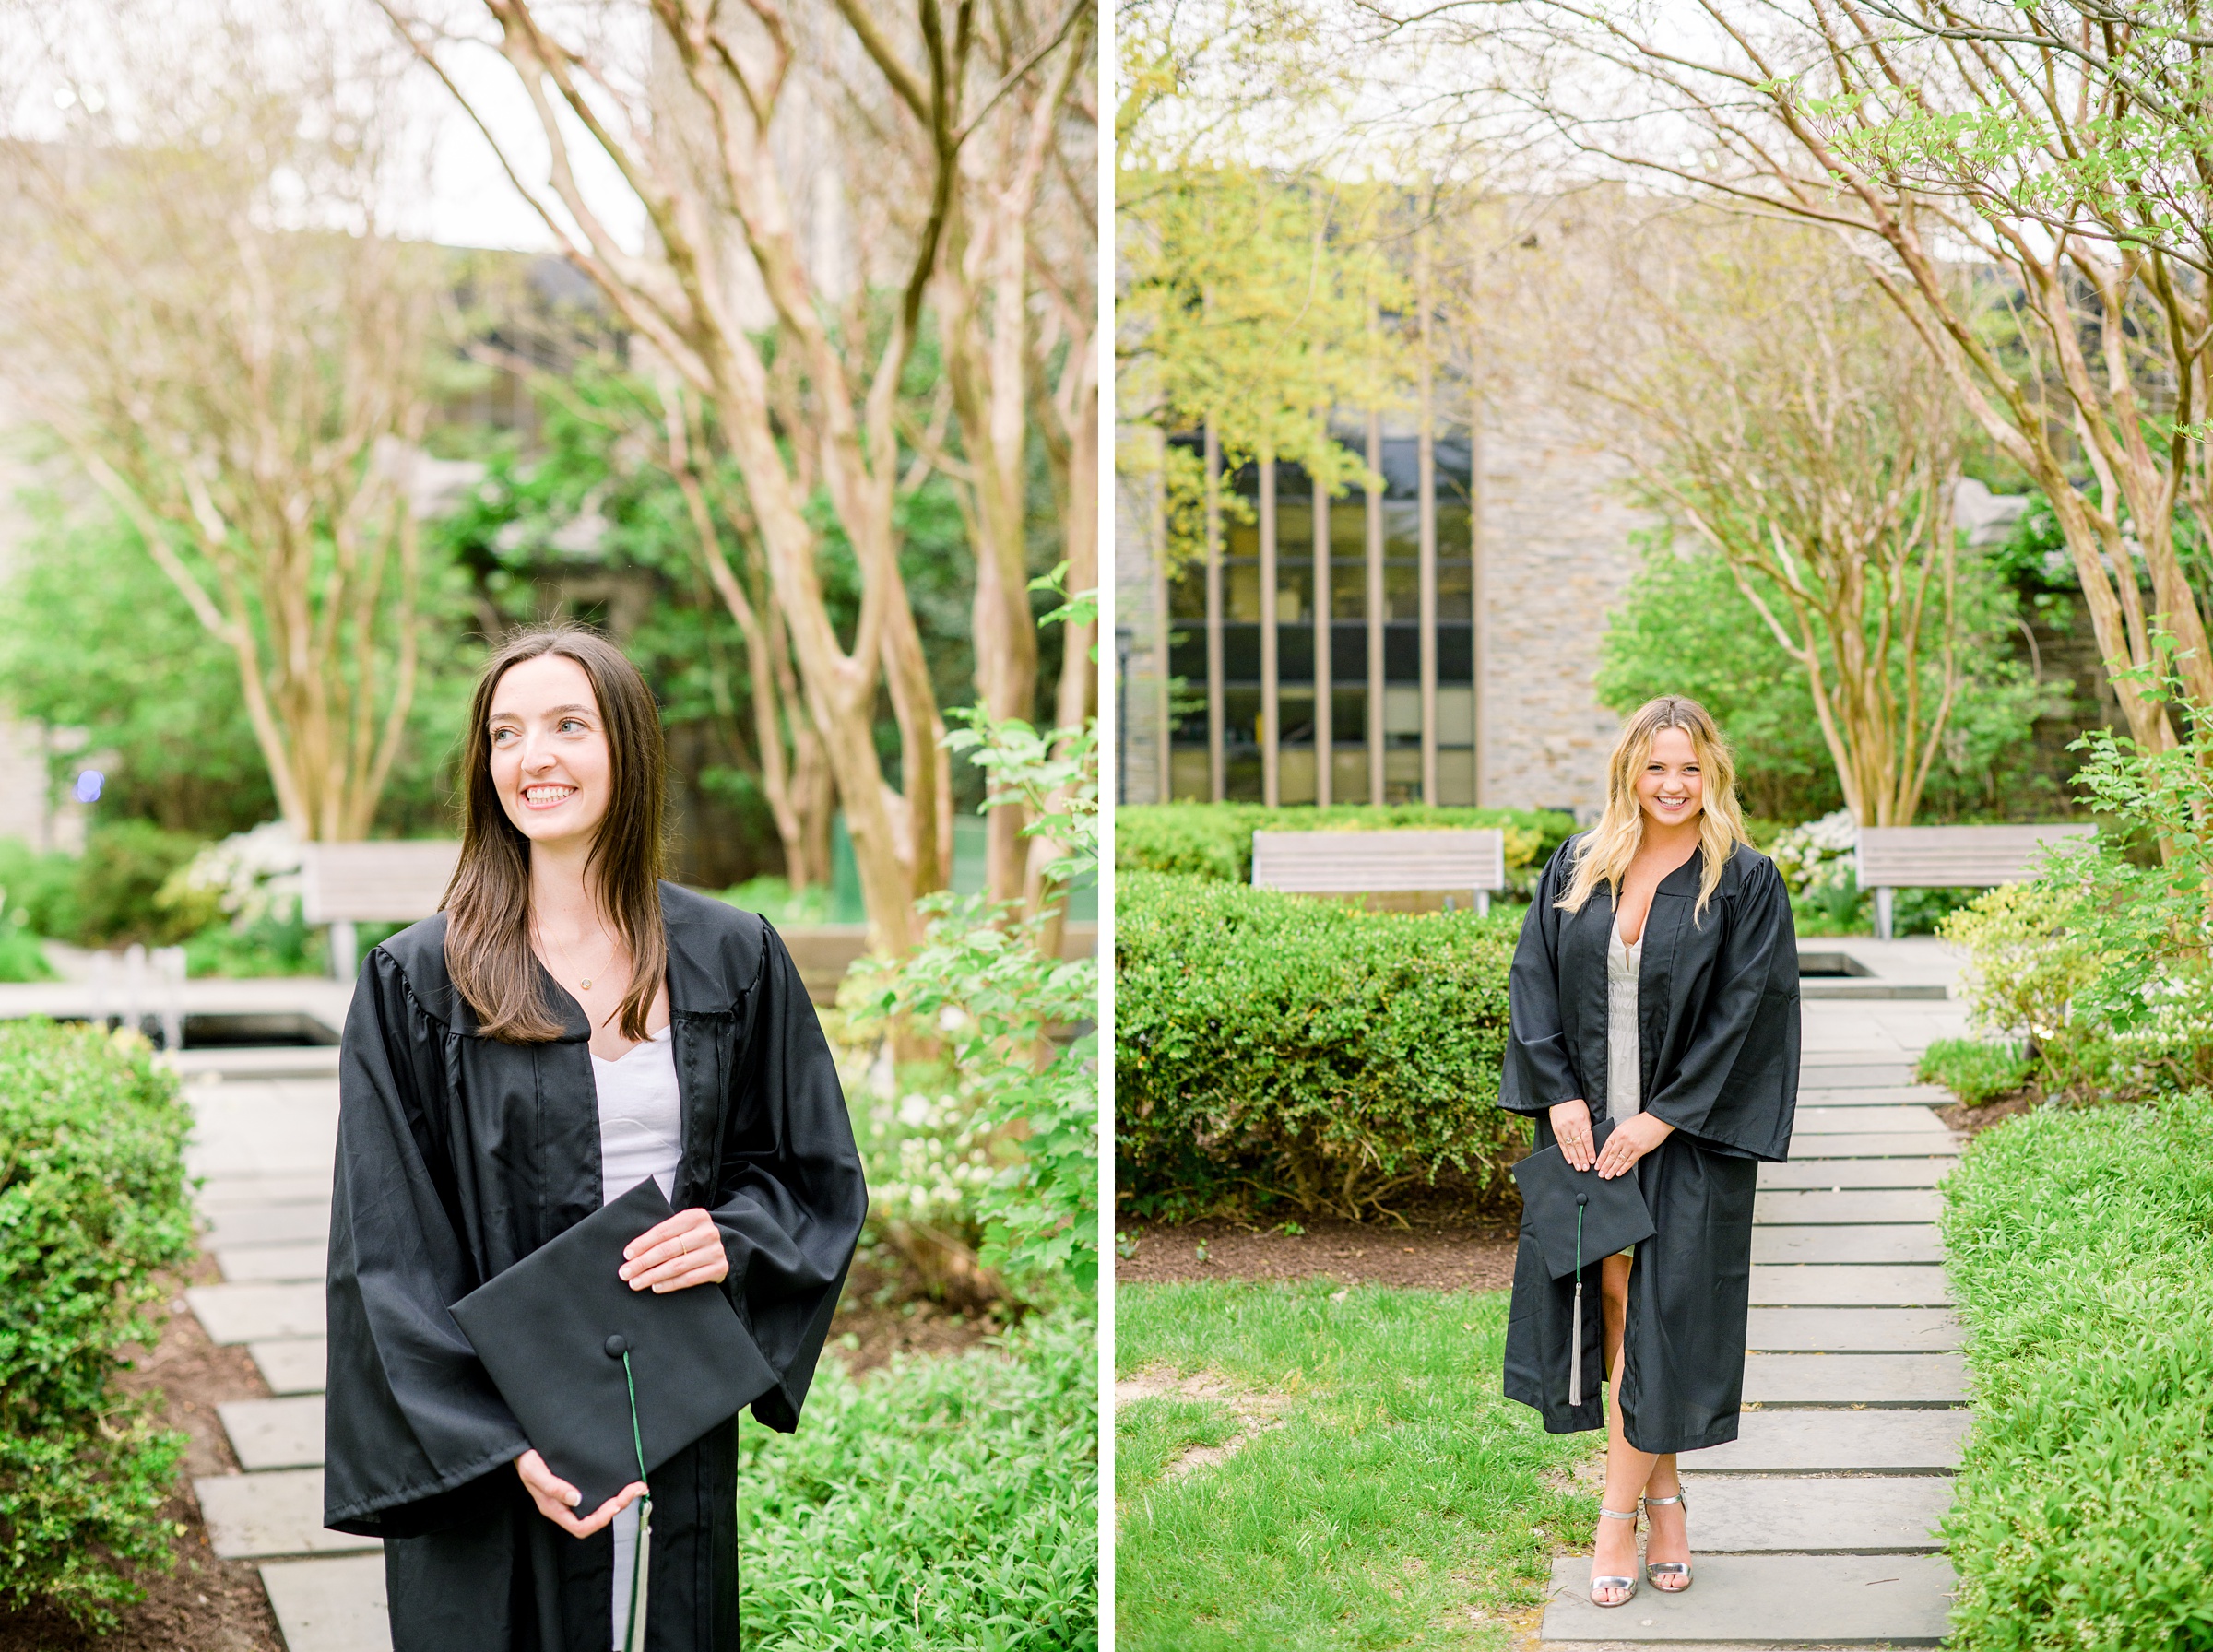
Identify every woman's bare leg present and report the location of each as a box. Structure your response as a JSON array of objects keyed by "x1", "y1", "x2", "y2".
[
  {"x1": 1642, "y1": 1449, "x2": 1689, "y2": 1586},
  {"x1": 1591, "y1": 1253, "x2": 1650, "y2": 1604}
]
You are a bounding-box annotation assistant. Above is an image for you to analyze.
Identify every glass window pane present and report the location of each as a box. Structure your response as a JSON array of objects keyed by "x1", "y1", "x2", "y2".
[
  {"x1": 1330, "y1": 499, "x2": 1370, "y2": 556},
  {"x1": 1331, "y1": 561, "x2": 1368, "y2": 620},
  {"x1": 1276, "y1": 565, "x2": 1312, "y2": 624},
  {"x1": 1169, "y1": 566, "x2": 1206, "y2": 620},
  {"x1": 1277, "y1": 501, "x2": 1314, "y2": 561},
  {"x1": 1384, "y1": 685, "x2": 1423, "y2": 740},
  {"x1": 1437, "y1": 686, "x2": 1475, "y2": 746},
  {"x1": 1438, "y1": 560, "x2": 1473, "y2": 621},
  {"x1": 1223, "y1": 689, "x2": 1263, "y2": 750},
  {"x1": 1381, "y1": 500, "x2": 1420, "y2": 560},
  {"x1": 1225, "y1": 512, "x2": 1260, "y2": 560},
  {"x1": 1228, "y1": 562, "x2": 1263, "y2": 622},
  {"x1": 1277, "y1": 690, "x2": 1316, "y2": 747},
  {"x1": 1385, "y1": 563, "x2": 1421, "y2": 621},
  {"x1": 1437, "y1": 747, "x2": 1476, "y2": 807}
]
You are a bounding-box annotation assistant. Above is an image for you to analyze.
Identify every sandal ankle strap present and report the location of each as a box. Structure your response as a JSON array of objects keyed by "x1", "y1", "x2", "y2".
[
  {"x1": 1597, "y1": 1505, "x2": 1639, "y2": 1521},
  {"x1": 1641, "y1": 1492, "x2": 1686, "y2": 1508}
]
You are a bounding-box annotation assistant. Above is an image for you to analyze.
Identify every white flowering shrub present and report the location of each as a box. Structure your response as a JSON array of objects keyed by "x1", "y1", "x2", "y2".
[
  {"x1": 1769, "y1": 808, "x2": 1859, "y2": 897},
  {"x1": 159, "y1": 821, "x2": 304, "y2": 929}
]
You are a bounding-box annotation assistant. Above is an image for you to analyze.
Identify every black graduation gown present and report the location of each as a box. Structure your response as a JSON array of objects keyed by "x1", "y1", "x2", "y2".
[
  {"x1": 322, "y1": 881, "x2": 867, "y2": 1651},
  {"x1": 1499, "y1": 836, "x2": 1799, "y2": 1455}
]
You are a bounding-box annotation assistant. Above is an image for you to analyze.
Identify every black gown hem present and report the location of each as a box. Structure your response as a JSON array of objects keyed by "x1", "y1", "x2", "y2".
[{"x1": 324, "y1": 1436, "x2": 529, "y2": 1536}]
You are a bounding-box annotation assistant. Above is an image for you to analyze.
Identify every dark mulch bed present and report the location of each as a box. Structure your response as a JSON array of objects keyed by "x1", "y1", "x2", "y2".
[
  {"x1": 1116, "y1": 1210, "x2": 1520, "y2": 1293},
  {"x1": 832, "y1": 1256, "x2": 1001, "y2": 1373},
  {"x1": 1937, "y1": 1089, "x2": 2042, "y2": 1139},
  {"x1": 0, "y1": 1253, "x2": 281, "y2": 1652}
]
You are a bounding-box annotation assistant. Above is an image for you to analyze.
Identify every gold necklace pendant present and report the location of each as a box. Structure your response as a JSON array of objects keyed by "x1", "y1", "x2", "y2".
[{"x1": 579, "y1": 977, "x2": 593, "y2": 990}]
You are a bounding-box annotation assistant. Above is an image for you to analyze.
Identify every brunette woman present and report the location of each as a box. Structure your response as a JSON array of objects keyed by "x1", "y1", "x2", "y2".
[
  {"x1": 1499, "y1": 696, "x2": 1800, "y2": 1609},
  {"x1": 322, "y1": 625, "x2": 866, "y2": 1649}
]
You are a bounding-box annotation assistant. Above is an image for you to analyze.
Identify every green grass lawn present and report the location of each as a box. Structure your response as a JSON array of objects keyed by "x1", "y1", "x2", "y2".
[{"x1": 1117, "y1": 1280, "x2": 1595, "y2": 1652}]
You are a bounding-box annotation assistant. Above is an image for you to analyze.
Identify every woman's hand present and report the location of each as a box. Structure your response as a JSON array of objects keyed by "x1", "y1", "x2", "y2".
[
  {"x1": 515, "y1": 1448, "x2": 645, "y2": 1536},
  {"x1": 1596, "y1": 1113, "x2": 1675, "y2": 1180},
  {"x1": 1549, "y1": 1100, "x2": 1596, "y2": 1171},
  {"x1": 621, "y1": 1206, "x2": 730, "y2": 1292}
]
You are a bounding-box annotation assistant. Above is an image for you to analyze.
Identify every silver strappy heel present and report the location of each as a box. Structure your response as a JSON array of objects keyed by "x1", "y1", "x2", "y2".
[
  {"x1": 1589, "y1": 1505, "x2": 1639, "y2": 1607},
  {"x1": 1641, "y1": 1490, "x2": 1692, "y2": 1592}
]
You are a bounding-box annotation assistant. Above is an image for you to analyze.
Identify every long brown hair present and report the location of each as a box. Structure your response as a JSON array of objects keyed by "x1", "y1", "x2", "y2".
[
  {"x1": 1556, "y1": 695, "x2": 1750, "y2": 926},
  {"x1": 443, "y1": 624, "x2": 668, "y2": 1044}
]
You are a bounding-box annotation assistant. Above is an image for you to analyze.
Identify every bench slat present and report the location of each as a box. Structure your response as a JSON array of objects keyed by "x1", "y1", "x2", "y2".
[
  {"x1": 1857, "y1": 824, "x2": 2095, "y2": 888},
  {"x1": 1252, "y1": 829, "x2": 1505, "y2": 893},
  {"x1": 300, "y1": 843, "x2": 462, "y2": 923}
]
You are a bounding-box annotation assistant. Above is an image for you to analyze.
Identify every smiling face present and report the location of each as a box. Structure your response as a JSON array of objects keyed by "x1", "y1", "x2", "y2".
[
  {"x1": 486, "y1": 653, "x2": 614, "y2": 855},
  {"x1": 1636, "y1": 725, "x2": 1705, "y2": 832}
]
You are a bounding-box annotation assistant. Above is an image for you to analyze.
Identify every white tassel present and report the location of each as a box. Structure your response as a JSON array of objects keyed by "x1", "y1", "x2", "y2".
[{"x1": 1569, "y1": 1277, "x2": 1584, "y2": 1406}]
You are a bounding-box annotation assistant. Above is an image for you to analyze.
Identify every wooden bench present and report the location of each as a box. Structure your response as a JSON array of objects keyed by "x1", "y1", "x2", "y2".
[
  {"x1": 1251, "y1": 829, "x2": 1506, "y2": 914},
  {"x1": 300, "y1": 841, "x2": 462, "y2": 979},
  {"x1": 1857, "y1": 824, "x2": 2098, "y2": 939}
]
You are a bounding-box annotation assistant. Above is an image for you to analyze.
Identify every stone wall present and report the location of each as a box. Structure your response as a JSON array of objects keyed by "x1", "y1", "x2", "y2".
[
  {"x1": 1113, "y1": 427, "x2": 1169, "y2": 806},
  {"x1": 1475, "y1": 413, "x2": 1650, "y2": 818}
]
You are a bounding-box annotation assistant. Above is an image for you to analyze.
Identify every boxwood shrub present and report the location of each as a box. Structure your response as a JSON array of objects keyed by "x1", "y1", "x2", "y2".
[
  {"x1": 1116, "y1": 870, "x2": 1525, "y2": 1220},
  {"x1": 1941, "y1": 1092, "x2": 2213, "y2": 1651},
  {"x1": 1114, "y1": 802, "x2": 1577, "y2": 886},
  {"x1": 0, "y1": 1020, "x2": 196, "y2": 1625}
]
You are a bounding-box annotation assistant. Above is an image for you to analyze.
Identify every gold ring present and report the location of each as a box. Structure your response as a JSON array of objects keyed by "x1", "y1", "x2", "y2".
[{"x1": 679, "y1": 1233, "x2": 692, "y2": 1255}]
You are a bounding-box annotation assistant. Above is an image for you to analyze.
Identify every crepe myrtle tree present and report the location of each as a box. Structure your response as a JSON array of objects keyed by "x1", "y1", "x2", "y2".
[
  {"x1": 0, "y1": 5, "x2": 454, "y2": 842},
  {"x1": 380, "y1": 0, "x2": 1095, "y2": 950},
  {"x1": 1471, "y1": 0, "x2": 2213, "y2": 775}
]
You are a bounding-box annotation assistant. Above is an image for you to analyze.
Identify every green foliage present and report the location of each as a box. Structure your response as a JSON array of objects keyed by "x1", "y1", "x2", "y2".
[
  {"x1": 1940, "y1": 1092, "x2": 2213, "y2": 1652},
  {"x1": 0, "y1": 838, "x2": 81, "y2": 940},
  {"x1": 847, "y1": 569, "x2": 1099, "y2": 1295},
  {"x1": 736, "y1": 1312, "x2": 1096, "y2": 1651},
  {"x1": 1113, "y1": 802, "x2": 1574, "y2": 886},
  {"x1": 182, "y1": 910, "x2": 326, "y2": 979},
  {"x1": 0, "y1": 1021, "x2": 197, "y2": 1625},
  {"x1": 0, "y1": 922, "x2": 57, "y2": 984},
  {"x1": 1915, "y1": 1037, "x2": 2031, "y2": 1105},
  {"x1": 1116, "y1": 871, "x2": 1525, "y2": 1220},
  {"x1": 0, "y1": 502, "x2": 278, "y2": 835},
  {"x1": 1940, "y1": 880, "x2": 2106, "y2": 1058},
  {"x1": 72, "y1": 821, "x2": 207, "y2": 948},
  {"x1": 1116, "y1": 1281, "x2": 1593, "y2": 1652},
  {"x1": 1596, "y1": 534, "x2": 2068, "y2": 821},
  {"x1": 715, "y1": 878, "x2": 836, "y2": 927}
]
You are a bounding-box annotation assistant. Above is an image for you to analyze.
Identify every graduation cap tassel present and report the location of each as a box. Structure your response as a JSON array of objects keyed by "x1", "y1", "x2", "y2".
[
  {"x1": 1568, "y1": 1198, "x2": 1586, "y2": 1408},
  {"x1": 620, "y1": 1351, "x2": 652, "y2": 1652}
]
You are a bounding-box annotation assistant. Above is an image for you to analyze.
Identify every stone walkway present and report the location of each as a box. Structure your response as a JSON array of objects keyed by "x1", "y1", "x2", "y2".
[
  {"x1": 1538, "y1": 986, "x2": 1971, "y2": 1646},
  {"x1": 177, "y1": 1046, "x2": 388, "y2": 1652}
]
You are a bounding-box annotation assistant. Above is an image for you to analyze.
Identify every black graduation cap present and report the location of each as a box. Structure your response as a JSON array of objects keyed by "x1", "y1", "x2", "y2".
[
  {"x1": 1510, "y1": 1118, "x2": 1657, "y2": 1405},
  {"x1": 450, "y1": 1176, "x2": 778, "y2": 1516}
]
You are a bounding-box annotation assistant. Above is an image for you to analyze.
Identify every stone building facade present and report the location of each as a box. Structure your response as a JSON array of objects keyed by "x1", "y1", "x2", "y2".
[{"x1": 1116, "y1": 398, "x2": 1651, "y2": 820}]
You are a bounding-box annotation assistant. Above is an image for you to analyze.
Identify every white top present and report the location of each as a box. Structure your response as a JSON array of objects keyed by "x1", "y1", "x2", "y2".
[
  {"x1": 1606, "y1": 918, "x2": 1643, "y2": 1121},
  {"x1": 592, "y1": 1024, "x2": 683, "y2": 1206},
  {"x1": 590, "y1": 1022, "x2": 682, "y2": 1644}
]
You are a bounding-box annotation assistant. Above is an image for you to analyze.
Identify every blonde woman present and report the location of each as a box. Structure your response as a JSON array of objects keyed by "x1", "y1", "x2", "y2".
[{"x1": 1500, "y1": 696, "x2": 1800, "y2": 1609}]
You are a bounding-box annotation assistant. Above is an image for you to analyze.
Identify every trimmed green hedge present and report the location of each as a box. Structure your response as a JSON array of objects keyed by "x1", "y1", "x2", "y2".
[
  {"x1": 1941, "y1": 1092, "x2": 2213, "y2": 1651},
  {"x1": 1116, "y1": 870, "x2": 1525, "y2": 1220},
  {"x1": 0, "y1": 1021, "x2": 196, "y2": 1625},
  {"x1": 1114, "y1": 803, "x2": 1576, "y2": 886}
]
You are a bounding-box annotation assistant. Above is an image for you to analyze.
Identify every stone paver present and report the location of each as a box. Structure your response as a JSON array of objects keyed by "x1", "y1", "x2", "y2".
[
  {"x1": 1541, "y1": 1552, "x2": 1955, "y2": 1642},
  {"x1": 218, "y1": 1244, "x2": 328, "y2": 1283},
  {"x1": 1686, "y1": 1410, "x2": 1968, "y2": 1474},
  {"x1": 1786, "y1": 1133, "x2": 1961, "y2": 1160},
  {"x1": 204, "y1": 1203, "x2": 331, "y2": 1249},
  {"x1": 189, "y1": 1282, "x2": 325, "y2": 1343},
  {"x1": 1791, "y1": 1104, "x2": 1954, "y2": 1134},
  {"x1": 219, "y1": 1396, "x2": 327, "y2": 1471},
  {"x1": 197, "y1": 1174, "x2": 333, "y2": 1210},
  {"x1": 1746, "y1": 1307, "x2": 1961, "y2": 1352},
  {"x1": 194, "y1": 1469, "x2": 375, "y2": 1559},
  {"x1": 1792, "y1": 1085, "x2": 1954, "y2": 1107},
  {"x1": 1746, "y1": 1265, "x2": 1951, "y2": 1306},
  {"x1": 1750, "y1": 1223, "x2": 1943, "y2": 1264},
  {"x1": 1742, "y1": 1352, "x2": 1968, "y2": 1407},
  {"x1": 253, "y1": 1338, "x2": 329, "y2": 1396},
  {"x1": 1686, "y1": 1474, "x2": 1953, "y2": 1552},
  {"x1": 1796, "y1": 1061, "x2": 1919, "y2": 1089},
  {"x1": 1758, "y1": 1160, "x2": 1953, "y2": 1191},
  {"x1": 1754, "y1": 1187, "x2": 1942, "y2": 1223},
  {"x1": 259, "y1": 1555, "x2": 391, "y2": 1652}
]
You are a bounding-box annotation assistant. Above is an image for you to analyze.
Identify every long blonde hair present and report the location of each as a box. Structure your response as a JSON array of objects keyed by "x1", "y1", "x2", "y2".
[{"x1": 1557, "y1": 696, "x2": 1750, "y2": 925}]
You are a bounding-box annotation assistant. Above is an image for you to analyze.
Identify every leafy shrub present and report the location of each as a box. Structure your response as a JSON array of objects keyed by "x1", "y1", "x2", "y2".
[
  {"x1": 1116, "y1": 870, "x2": 1524, "y2": 1220},
  {"x1": 1915, "y1": 1037, "x2": 2030, "y2": 1105},
  {"x1": 716, "y1": 875, "x2": 835, "y2": 927},
  {"x1": 0, "y1": 1021, "x2": 197, "y2": 1625},
  {"x1": 0, "y1": 922, "x2": 57, "y2": 984},
  {"x1": 736, "y1": 1311, "x2": 1096, "y2": 1651},
  {"x1": 1939, "y1": 877, "x2": 2105, "y2": 1064},
  {"x1": 1941, "y1": 1092, "x2": 2213, "y2": 1652},
  {"x1": 0, "y1": 836, "x2": 82, "y2": 940},
  {"x1": 1114, "y1": 802, "x2": 1575, "y2": 886},
  {"x1": 72, "y1": 821, "x2": 207, "y2": 947}
]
